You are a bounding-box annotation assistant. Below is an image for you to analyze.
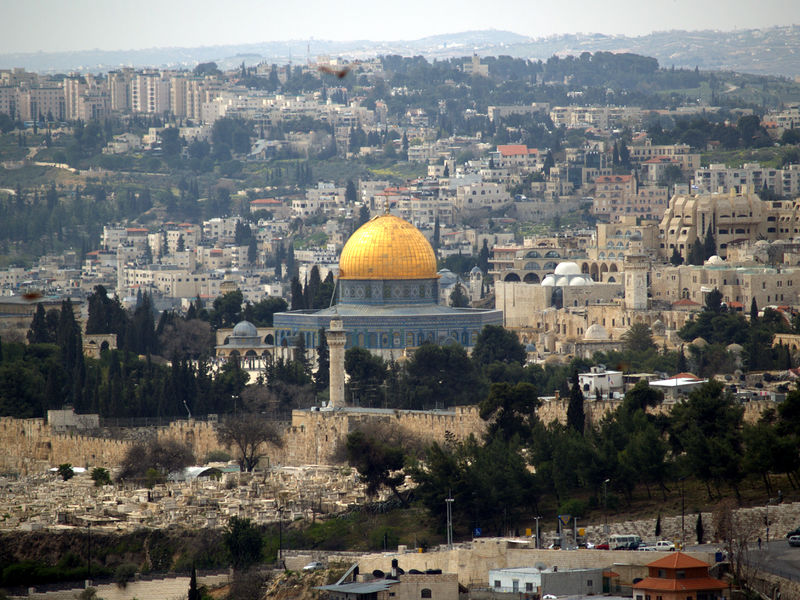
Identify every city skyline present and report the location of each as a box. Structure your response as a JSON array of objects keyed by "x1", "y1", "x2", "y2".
[{"x1": 1, "y1": 0, "x2": 799, "y2": 55}]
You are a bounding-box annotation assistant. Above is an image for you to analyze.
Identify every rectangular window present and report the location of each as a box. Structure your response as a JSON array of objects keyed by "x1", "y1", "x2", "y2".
[{"x1": 494, "y1": 581, "x2": 500, "y2": 589}]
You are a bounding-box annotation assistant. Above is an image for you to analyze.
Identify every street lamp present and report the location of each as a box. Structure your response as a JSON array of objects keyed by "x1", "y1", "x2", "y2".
[
  {"x1": 534, "y1": 516, "x2": 541, "y2": 549},
  {"x1": 603, "y1": 478, "x2": 610, "y2": 538}
]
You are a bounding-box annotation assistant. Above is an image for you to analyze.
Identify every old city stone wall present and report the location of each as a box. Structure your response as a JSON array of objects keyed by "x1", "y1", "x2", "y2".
[
  {"x1": 280, "y1": 406, "x2": 486, "y2": 465},
  {"x1": 0, "y1": 399, "x2": 776, "y2": 474}
]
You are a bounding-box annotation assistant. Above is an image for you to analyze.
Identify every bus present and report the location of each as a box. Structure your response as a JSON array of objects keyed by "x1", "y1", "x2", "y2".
[{"x1": 609, "y1": 534, "x2": 641, "y2": 550}]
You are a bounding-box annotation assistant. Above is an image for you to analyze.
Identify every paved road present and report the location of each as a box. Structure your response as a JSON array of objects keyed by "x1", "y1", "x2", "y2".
[{"x1": 685, "y1": 540, "x2": 800, "y2": 581}]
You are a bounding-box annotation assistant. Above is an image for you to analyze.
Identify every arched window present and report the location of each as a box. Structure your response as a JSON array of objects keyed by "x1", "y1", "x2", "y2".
[{"x1": 421, "y1": 590, "x2": 432, "y2": 598}]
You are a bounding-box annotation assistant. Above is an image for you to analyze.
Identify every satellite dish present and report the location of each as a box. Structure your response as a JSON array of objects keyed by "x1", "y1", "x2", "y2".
[
  {"x1": 372, "y1": 570, "x2": 385, "y2": 578},
  {"x1": 535, "y1": 562, "x2": 547, "y2": 571}
]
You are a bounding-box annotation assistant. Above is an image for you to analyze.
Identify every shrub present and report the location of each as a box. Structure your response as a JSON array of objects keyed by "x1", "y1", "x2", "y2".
[
  {"x1": 205, "y1": 449, "x2": 232, "y2": 463},
  {"x1": 57, "y1": 463, "x2": 74, "y2": 481},
  {"x1": 557, "y1": 498, "x2": 588, "y2": 519},
  {"x1": 114, "y1": 563, "x2": 137, "y2": 588},
  {"x1": 91, "y1": 467, "x2": 111, "y2": 486}
]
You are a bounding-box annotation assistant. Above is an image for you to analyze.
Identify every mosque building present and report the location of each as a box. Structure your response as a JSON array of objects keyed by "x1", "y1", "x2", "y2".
[{"x1": 272, "y1": 211, "x2": 503, "y2": 358}]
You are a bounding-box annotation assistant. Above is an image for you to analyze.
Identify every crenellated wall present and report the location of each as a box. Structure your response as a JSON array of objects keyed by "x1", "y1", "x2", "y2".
[{"x1": 0, "y1": 399, "x2": 777, "y2": 474}]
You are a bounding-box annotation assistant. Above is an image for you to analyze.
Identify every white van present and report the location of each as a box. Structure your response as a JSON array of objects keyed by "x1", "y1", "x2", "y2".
[{"x1": 609, "y1": 534, "x2": 642, "y2": 550}]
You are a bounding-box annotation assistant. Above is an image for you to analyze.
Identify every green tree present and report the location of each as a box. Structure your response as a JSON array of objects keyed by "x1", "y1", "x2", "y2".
[
  {"x1": 345, "y1": 179, "x2": 357, "y2": 203},
  {"x1": 210, "y1": 290, "x2": 244, "y2": 329},
  {"x1": 472, "y1": 325, "x2": 526, "y2": 367},
  {"x1": 449, "y1": 283, "x2": 469, "y2": 308},
  {"x1": 224, "y1": 517, "x2": 263, "y2": 570},
  {"x1": 696, "y1": 513, "x2": 704, "y2": 544},
  {"x1": 345, "y1": 430, "x2": 408, "y2": 506},
  {"x1": 479, "y1": 382, "x2": 540, "y2": 443},
  {"x1": 405, "y1": 343, "x2": 485, "y2": 408},
  {"x1": 314, "y1": 328, "x2": 329, "y2": 394},
  {"x1": 188, "y1": 564, "x2": 201, "y2": 600},
  {"x1": 90, "y1": 467, "x2": 111, "y2": 486},
  {"x1": 669, "y1": 247, "x2": 683, "y2": 266},
  {"x1": 566, "y1": 370, "x2": 585, "y2": 434},
  {"x1": 669, "y1": 380, "x2": 745, "y2": 500},
  {"x1": 621, "y1": 322, "x2": 655, "y2": 353},
  {"x1": 57, "y1": 463, "x2": 74, "y2": 481}
]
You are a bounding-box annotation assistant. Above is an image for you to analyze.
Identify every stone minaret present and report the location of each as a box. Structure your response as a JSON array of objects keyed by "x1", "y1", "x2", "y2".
[
  {"x1": 624, "y1": 253, "x2": 649, "y2": 311},
  {"x1": 327, "y1": 318, "x2": 347, "y2": 408}
]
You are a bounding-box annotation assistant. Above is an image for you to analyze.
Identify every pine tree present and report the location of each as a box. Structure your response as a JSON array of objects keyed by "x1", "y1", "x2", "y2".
[
  {"x1": 696, "y1": 513, "x2": 704, "y2": 544},
  {"x1": 28, "y1": 303, "x2": 52, "y2": 344},
  {"x1": 188, "y1": 564, "x2": 201, "y2": 600},
  {"x1": 567, "y1": 369, "x2": 585, "y2": 434},
  {"x1": 703, "y1": 224, "x2": 716, "y2": 260},
  {"x1": 669, "y1": 247, "x2": 683, "y2": 266},
  {"x1": 478, "y1": 239, "x2": 490, "y2": 273},
  {"x1": 290, "y1": 276, "x2": 304, "y2": 310}
]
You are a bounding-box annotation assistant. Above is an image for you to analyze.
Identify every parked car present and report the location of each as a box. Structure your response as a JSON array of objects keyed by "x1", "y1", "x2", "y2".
[
  {"x1": 638, "y1": 542, "x2": 657, "y2": 551},
  {"x1": 303, "y1": 561, "x2": 324, "y2": 571},
  {"x1": 655, "y1": 540, "x2": 676, "y2": 551},
  {"x1": 786, "y1": 527, "x2": 800, "y2": 538},
  {"x1": 789, "y1": 535, "x2": 800, "y2": 547},
  {"x1": 594, "y1": 543, "x2": 610, "y2": 550}
]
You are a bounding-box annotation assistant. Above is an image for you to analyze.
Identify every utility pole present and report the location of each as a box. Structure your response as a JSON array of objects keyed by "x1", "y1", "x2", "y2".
[
  {"x1": 534, "y1": 516, "x2": 541, "y2": 549},
  {"x1": 445, "y1": 493, "x2": 454, "y2": 549},
  {"x1": 679, "y1": 476, "x2": 686, "y2": 550},
  {"x1": 603, "y1": 478, "x2": 610, "y2": 538}
]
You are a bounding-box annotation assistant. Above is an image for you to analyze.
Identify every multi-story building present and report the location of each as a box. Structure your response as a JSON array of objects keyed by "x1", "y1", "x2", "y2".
[
  {"x1": 592, "y1": 175, "x2": 668, "y2": 221},
  {"x1": 649, "y1": 261, "x2": 800, "y2": 309},
  {"x1": 628, "y1": 140, "x2": 700, "y2": 171},
  {"x1": 455, "y1": 181, "x2": 512, "y2": 210},
  {"x1": 693, "y1": 162, "x2": 800, "y2": 197},
  {"x1": 131, "y1": 72, "x2": 171, "y2": 114},
  {"x1": 657, "y1": 188, "x2": 800, "y2": 261}
]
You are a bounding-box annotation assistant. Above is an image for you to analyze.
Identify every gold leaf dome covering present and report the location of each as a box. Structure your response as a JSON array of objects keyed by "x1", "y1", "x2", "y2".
[{"x1": 339, "y1": 214, "x2": 438, "y2": 280}]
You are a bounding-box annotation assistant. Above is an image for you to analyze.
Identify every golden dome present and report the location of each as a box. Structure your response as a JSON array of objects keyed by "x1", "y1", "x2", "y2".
[{"x1": 339, "y1": 214, "x2": 438, "y2": 280}]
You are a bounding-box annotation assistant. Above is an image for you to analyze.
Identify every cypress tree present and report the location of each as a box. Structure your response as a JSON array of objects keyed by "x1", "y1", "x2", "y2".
[
  {"x1": 314, "y1": 328, "x2": 330, "y2": 394},
  {"x1": 567, "y1": 369, "x2": 585, "y2": 434},
  {"x1": 696, "y1": 513, "x2": 704, "y2": 544},
  {"x1": 750, "y1": 297, "x2": 759, "y2": 322}
]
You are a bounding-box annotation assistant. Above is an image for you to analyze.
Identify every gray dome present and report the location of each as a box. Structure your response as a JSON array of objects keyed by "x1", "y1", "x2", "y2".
[{"x1": 232, "y1": 320, "x2": 258, "y2": 338}]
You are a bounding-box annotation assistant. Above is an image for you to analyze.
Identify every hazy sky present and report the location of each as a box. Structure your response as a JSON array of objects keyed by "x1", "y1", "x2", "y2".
[{"x1": 1, "y1": 0, "x2": 799, "y2": 54}]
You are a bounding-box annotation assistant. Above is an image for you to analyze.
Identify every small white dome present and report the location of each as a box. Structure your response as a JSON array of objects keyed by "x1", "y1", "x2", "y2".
[
  {"x1": 541, "y1": 275, "x2": 556, "y2": 286},
  {"x1": 554, "y1": 261, "x2": 581, "y2": 276},
  {"x1": 584, "y1": 324, "x2": 609, "y2": 341},
  {"x1": 705, "y1": 255, "x2": 724, "y2": 265},
  {"x1": 569, "y1": 277, "x2": 587, "y2": 286},
  {"x1": 556, "y1": 276, "x2": 570, "y2": 286}
]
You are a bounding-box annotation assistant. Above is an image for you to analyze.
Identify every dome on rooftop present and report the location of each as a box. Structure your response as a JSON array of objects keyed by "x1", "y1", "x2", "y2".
[
  {"x1": 232, "y1": 320, "x2": 258, "y2": 338},
  {"x1": 339, "y1": 214, "x2": 437, "y2": 280},
  {"x1": 554, "y1": 261, "x2": 581, "y2": 276},
  {"x1": 584, "y1": 323, "x2": 609, "y2": 341}
]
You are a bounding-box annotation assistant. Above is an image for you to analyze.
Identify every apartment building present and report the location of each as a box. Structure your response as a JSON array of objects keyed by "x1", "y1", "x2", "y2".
[
  {"x1": 628, "y1": 140, "x2": 700, "y2": 171},
  {"x1": 592, "y1": 175, "x2": 668, "y2": 221},
  {"x1": 658, "y1": 189, "x2": 796, "y2": 260},
  {"x1": 487, "y1": 103, "x2": 550, "y2": 122},
  {"x1": 454, "y1": 181, "x2": 512, "y2": 210},
  {"x1": 131, "y1": 72, "x2": 171, "y2": 114},
  {"x1": 693, "y1": 162, "x2": 800, "y2": 197}
]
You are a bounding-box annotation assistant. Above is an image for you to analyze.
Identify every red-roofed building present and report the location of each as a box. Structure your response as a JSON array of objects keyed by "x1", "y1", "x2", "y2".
[
  {"x1": 633, "y1": 552, "x2": 728, "y2": 600},
  {"x1": 494, "y1": 144, "x2": 539, "y2": 169}
]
